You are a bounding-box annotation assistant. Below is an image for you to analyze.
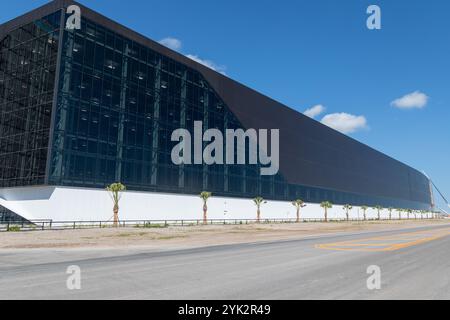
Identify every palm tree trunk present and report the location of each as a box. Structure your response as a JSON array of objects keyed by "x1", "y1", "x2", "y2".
[
  {"x1": 113, "y1": 204, "x2": 119, "y2": 227},
  {"x1": 203, "y1": 204, "x2": 208, "y2": 225},
  {"x1": 346, "y1": 212, "x2": 349, "y2": 221},
  {"x1": 257, "y1": 207, "x2": 261, "y2": 223},
  {"x1": 324, "y1": 208, "x2": 328, "y2": 222},
  {"x1": 296, "y1": 208, "x2": 300, "y2": 223}
]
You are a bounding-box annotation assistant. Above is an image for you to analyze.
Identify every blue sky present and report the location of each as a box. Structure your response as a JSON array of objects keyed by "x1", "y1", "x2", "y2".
[{"x1": 2, "y1": 1, "x2": 449, "y2": 208}]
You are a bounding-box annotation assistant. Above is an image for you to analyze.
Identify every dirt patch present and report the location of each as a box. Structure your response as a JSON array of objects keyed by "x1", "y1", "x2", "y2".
[{"x1": 0, "y1": 220, "x2": 448, "y2": 250}]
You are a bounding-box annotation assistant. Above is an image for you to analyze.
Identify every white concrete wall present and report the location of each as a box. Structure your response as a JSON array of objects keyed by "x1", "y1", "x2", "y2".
[{"x1": 0, "y1": 186, "x2": 431, "y2": 222}]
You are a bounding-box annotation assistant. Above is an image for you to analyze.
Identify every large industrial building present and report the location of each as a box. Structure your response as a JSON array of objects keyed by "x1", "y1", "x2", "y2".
[{"x1": 0, "y1": 0, "x2": 432, "y2": 223}]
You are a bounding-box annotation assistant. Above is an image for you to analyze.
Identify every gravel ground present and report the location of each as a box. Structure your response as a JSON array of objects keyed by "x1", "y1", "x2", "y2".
[{"x1": 0, "y1": 219, "x2": 448, "y2": 250}]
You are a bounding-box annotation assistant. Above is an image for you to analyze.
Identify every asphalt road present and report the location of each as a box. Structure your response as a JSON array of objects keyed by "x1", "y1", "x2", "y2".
[{"x1": 0, "y1": 224, "x2": 449, "y2": 300}]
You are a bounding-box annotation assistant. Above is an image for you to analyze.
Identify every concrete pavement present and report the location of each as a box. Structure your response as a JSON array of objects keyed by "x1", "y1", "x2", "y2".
[{"x1": 0, "y1": 224, "x2": 449, "y2": 299}]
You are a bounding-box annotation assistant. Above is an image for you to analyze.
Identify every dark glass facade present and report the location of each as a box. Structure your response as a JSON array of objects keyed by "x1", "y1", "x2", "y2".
[
  {"x1": 48, "y1": 16, "x2": 270, "y2": 199},
  {"x1": 0, "y1": 204, "x2": 27, "y2": 223},
  {"x1": 0, "y1": 12, "x2": 60, "y2": 188},
  {"x1": 0, "y1": 2, "x2": 432, "y2": 211}
]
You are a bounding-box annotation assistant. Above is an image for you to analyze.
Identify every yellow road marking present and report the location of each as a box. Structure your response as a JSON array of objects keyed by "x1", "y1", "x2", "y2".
[
  {"x1": 316, "y1": 228, "x2": 450, "y2": 252},
  {"x1": 325, "y1": 243, "x2": 398, "y2": 247}
]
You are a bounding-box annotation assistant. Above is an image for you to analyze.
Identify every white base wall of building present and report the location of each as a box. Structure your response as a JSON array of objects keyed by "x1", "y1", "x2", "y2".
[{"x1": 0, "y1": 186, "x2": 426, "y2": 222}]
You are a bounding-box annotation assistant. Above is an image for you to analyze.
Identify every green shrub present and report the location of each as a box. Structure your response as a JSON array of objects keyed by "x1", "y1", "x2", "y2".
[
  {"x1": 142, "y1": 223, "x2": 168, "y2": 229},
  {"x1": 7, "y1": 225, "x2": 21, "y2": 232}
]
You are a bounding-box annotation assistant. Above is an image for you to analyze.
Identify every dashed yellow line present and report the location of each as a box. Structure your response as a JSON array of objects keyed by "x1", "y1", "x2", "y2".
[{"x1": 316, "y1": 228, "x2": 450, "y2": 252}]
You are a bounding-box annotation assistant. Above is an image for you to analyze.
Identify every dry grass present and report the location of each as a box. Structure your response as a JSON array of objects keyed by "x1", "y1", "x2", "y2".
[{"x1": 0, "y1": 219, "x2": 448, "y2": 250}]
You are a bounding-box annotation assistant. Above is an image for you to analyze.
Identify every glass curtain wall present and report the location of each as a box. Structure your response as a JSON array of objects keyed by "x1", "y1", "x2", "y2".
[
  {"x1": 0, "y1": 11, "x2": 61, "y2": 188},
  {"x1": 49, "y1": 15, "x2": 272, "y2": 199},
  {"x1": 47, "y1": 14, "x2": 429, "y2": 210},
  {"x1": 0, "y1": 9, "x2": 428, "y2": 210}
]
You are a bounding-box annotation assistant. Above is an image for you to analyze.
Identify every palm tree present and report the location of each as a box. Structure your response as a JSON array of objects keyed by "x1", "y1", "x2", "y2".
[
  {"x1": 361, "y1": 205, "x2": 368, "y2": 221},
  {"x1": 106, "y1": 182, "x2": 126, "y2": 227},
  {"x1": 253, "y1": 197, "x2": 267, "y2": 223},
  {"x1": 388, "y1": 207, "x2": 394, "y2": 220},
  {"x1": 373, "y1": 205, "x2": 383, "y2": 220},
  {"x1": 406, "y1": 209, "x2": 412, "y2": 220},
  {"x1": 320, "y1": 201, "x2": 333, "y2": 222},
  {"x1": 200, "y1": 191, "x2": 212, "y2": 225},
  {"x1": 420, "y1": 210, "x2": 427, "y2": 220},
  {"x1": 396, "y1": 208, "x2": 403, "y2": 220},
  {"x1": 343, "y1": 204, "x2": 353, "y2": 221},
  {"x1": 292, "y1": 199, "x2": 306, "y2": 223}
]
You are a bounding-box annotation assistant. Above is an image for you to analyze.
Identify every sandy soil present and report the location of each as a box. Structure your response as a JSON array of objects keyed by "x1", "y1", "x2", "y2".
[{"x1": 1, "y1": 219, "x2": 448, "y2": 250}]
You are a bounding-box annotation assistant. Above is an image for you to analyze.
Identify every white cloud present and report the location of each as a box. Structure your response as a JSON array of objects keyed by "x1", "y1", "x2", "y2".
[
  {"x1": 304, "y1": 104, "x2": 326, "y2": 118},
  {"x1": 391, "y1": 91, "x2": 429, "y2": 109},
  {"x1": 159, "y1": 37, "x2": 227, "y2": 75},
  {"x1": 158, "y1": 37, "x2": 182, "y2": 51},
  {"x1": 321, "y1": 113, "x2": 368, "y2": 134},
  {"x1": 186, "y1": 54, "x2": 227, "y2": 75}
]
